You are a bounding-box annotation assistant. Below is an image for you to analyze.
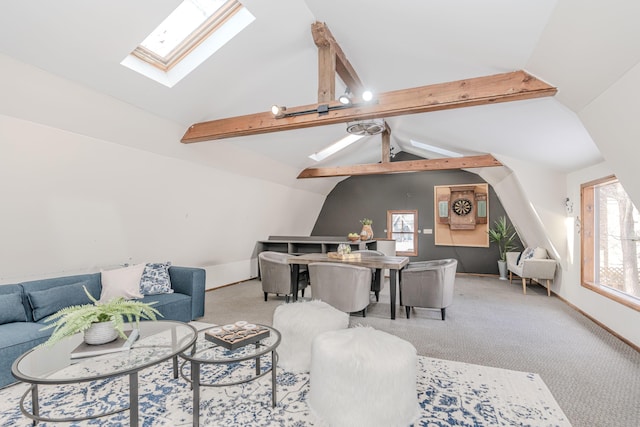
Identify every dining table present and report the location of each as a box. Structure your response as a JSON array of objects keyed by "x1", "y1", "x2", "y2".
[{"x1": 286, "y1": 253, "x2": 410, "y2": 320}]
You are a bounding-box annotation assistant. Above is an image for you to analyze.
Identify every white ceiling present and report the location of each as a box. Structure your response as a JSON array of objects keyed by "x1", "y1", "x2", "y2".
[{"x1": 3, "y1": 0, "x2": 629, "y2": 177}]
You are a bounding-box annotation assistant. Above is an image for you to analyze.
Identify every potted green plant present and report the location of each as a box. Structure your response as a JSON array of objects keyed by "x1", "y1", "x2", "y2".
[
  {"x1": 40, "y1": 286, "x2": 162, "y2": 346},
  {"x1": 488, "y1": 216, "x2": 518, "y2": 280}
]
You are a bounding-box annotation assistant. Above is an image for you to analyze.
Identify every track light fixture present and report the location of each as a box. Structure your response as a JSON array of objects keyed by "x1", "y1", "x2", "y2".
[
  {"x1": 338, "y1": 88, "x2": 353, "y2": 105},
  {"x1": 271, "y1": 105, "x2": 286, "y2": 118},
  {"x1": 270, "y1": 91, "x2": 378, "y2": 119}
]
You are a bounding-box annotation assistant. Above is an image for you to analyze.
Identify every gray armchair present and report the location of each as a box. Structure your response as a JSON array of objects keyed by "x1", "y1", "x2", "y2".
[
  {"x1": 352, "y1": 249, "x2": 385, "y2": 301},
  {"x1": 399, "y1": 258, "x2": 457, "y2": 320},
  {"x1": 308, "y1": 262, "x2": 371, "y2": 316},
  {"x1": 258, "y1": 251, "x2": 308, "y2": 302}
]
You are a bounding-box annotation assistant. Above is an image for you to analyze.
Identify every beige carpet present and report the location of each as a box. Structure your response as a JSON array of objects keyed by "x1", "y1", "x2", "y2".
[{"x1": 203, "y1": 275, "x2": 640, "y2": 426}]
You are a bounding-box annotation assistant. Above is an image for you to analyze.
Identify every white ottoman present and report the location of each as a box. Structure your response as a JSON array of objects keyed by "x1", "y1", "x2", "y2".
[
  {"x1": 272, "y1": 300, "x2": 348, "y2": 372},
  {"x1": 309, "y1": 327, "x2": 419, "y2": 427}
]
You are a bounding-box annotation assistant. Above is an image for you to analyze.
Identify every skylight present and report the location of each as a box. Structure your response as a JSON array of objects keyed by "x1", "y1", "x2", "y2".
[
  {"x1": 309, "y1": 134, "x2": 365, "y2": 162},
  {"x1": 410, "y1": 139, "x2": 463, "y2": 158},
  {"x1": 121, "y1": 0, "x2": 254, "y2": 87}
]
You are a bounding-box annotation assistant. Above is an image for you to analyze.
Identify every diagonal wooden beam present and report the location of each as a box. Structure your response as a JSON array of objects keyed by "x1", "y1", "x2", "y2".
[
  {"x1": 311, "y1": 22, "x2": 364, "y2": 97},
  {"x1": 297, "y1": 154, "x2": 502, "y2": 179},
  {"x1": 181, "y1": 70, "x2": 556, "y2": 143}
]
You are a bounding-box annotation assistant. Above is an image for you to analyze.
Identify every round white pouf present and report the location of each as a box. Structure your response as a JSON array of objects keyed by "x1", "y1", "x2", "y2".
[
  {"x1": 272, "y1": 300, "x2": 349, "y2": 372},
  {"x1": 309, "y1": 327, "x2": 419, "y2": 427}
]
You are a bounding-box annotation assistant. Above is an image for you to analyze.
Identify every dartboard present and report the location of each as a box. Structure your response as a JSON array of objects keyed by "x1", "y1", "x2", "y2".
[{"x1": 452, "y1": 198, "x2": 473, "y2": 216}]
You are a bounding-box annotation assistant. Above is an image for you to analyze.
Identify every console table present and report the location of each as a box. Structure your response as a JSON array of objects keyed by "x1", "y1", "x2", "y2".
[{"x1": 257, "y1": 235, "x2": 378, "y2": 255}]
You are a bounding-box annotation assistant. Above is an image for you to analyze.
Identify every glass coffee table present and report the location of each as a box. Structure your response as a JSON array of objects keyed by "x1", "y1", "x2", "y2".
[
  {"x1": 12, "y1": 320, "x2": 197, "y2": 426},
  {"x1": 179, "y1": 323, "x2": 281, "y2": 427}
]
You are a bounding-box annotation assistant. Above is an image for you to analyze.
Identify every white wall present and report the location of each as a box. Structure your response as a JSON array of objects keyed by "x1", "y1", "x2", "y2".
[
  {"x1": 0, "y1": 117, "x2": 324, "y2": 288},
  {"x1": 477, "y1": 159, "x2": 568, "y2": 288},
  {"x1": 564, "y1": 162, "x2": 640, "y2": 347},
  {"x1": 479, "y1": 158, "x2": 640, "y2": 348},
  {"x1": 0, "y1": 53, "x2": 328, "y2": 289}
]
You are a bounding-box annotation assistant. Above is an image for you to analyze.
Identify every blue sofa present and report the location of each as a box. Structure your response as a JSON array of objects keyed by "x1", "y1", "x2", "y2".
[{"x1": 0, "y1": 266, "x2": 206, "y2": 388}]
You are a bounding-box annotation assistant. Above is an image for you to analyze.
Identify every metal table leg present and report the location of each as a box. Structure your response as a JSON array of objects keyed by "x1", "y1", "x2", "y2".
[
  {"x1": 390, "y1": 268, "x2": 398, "y2": 320},
  {"x1": 130, "y1": 372, "x2": 139, "y2": 427},
  {"x1": 255, "y1": 343, "x2": 261, "y2": 376},
  {"x1": 271, "y1": 350, "x2": 277, "y2": 408},
  {"x1": 31, "y1": 384, "x2": 39, "y2": 426},
  {"x1": 290, "y1": 264, "x2": 300, "y2": 301},
  {"x1": 193, "y1": 361, "x2": 201, "y2": 427}
]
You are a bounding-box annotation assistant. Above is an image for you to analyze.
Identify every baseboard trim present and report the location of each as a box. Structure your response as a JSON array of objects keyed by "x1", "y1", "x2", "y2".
[
  {"x1": 554, "y1": 293, "x2": 640, "y2": 353},
  {"x1": 456, "y1": 272, "x2": 500, "y2": 278},
  {"x1": 206, "y1": 277, "x2": 257, "y2": 292}
]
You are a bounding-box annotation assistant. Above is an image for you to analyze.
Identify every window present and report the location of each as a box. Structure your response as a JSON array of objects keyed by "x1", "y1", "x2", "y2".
[
  {"x1": 121, "y1": 0, "x2": 255, "y2": 87},
  {"x1": 581, "y1": 175, "x2": 640, "y2": 311},
  {"x1": 387, "y1": 210, "x2": 418, "y2": 256}
]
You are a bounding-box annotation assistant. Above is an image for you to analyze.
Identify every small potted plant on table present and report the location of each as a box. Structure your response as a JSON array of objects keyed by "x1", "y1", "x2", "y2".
[
  {"x1": 360, "y1": 218, "x2": 374, "y2": 240},
  {"x1": 41, "y1": 287, "x2": 161, "y2": 346}
]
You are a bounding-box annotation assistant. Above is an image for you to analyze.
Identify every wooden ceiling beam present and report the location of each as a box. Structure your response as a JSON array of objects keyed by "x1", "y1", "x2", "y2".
[
  {"x1": 381, "y1": 122, "x2": 391, "y2": 163},
  {"x1": 311, "y1": 22, "x2": 364, "y2": 96},
  {"x1": 297, "y1": 154, "x2": 503, "y2": 179},
  {"x1": 181, "y1": 70, "x2": 556, "y2": 143}
]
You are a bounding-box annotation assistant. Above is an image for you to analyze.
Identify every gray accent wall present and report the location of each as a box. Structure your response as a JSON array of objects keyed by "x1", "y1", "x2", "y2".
[{"x1": 311, "y1": 153, "x2": 522, "y2": 274}]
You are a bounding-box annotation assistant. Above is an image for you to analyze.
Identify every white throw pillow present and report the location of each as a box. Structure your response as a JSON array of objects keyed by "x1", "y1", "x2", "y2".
[
  {"x1": 100, "y1": 263, "x2": 146, "y2": 302},
  {"x1": 533, "y1": 247, "x2": 548, "y2": 259}
]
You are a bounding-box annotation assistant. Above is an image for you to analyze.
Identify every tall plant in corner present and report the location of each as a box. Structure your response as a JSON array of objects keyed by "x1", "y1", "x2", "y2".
[
  {"x1": 488, "y1": 216, "x2": 518, "y2": 280},
  {"x1": 488, "y1": 216, "x2": 518, "y2": 261}
]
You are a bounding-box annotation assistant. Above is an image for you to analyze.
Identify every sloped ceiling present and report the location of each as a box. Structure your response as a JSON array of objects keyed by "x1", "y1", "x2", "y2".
[{"x1": 2, "y1": 0, "x2": 630, "y2": 187}]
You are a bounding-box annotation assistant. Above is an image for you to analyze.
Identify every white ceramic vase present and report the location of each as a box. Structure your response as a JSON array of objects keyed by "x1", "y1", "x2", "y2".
[
  {"x1": 498, "y1": 260, "x2": 508, "y2": 280},
  {"x1": 84, "y1": 321, "x2": 118, "y2": 345}
]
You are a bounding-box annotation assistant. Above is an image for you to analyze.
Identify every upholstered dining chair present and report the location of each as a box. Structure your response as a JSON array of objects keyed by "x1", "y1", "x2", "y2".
[
  {"x1": 308, "y1": 262, "x2": 371, "y2": 316},
  {"x1": 399, "y1": 258, "x2": 457, "y2": 320},
  {"x1": 352, "y1": 249, "x2": 385, "y2": 301},
  {"x1": 258, "y1": 251, "x2": 308, "y2": 302}
]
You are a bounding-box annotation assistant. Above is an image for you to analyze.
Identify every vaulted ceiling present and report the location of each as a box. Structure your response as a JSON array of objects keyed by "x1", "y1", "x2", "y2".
[{"x1": 2, "y1": 0, "x2": 629, "y2": 180}]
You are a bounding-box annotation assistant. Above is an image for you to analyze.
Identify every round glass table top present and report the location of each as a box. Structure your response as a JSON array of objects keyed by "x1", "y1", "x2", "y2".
[{"x1": 12, "y1": 320, "x2": 197, "y2": 384}]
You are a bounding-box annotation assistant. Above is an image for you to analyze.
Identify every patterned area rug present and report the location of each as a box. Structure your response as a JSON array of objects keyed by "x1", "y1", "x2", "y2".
[{"x1": 0, "y1": 353, "x2": 569, "y2": 426}]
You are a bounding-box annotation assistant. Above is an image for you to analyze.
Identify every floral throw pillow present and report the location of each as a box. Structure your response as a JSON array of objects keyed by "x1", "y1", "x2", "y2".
[
  {"x1": 517, "y1": 247, "x2": 536, "y2": 266},
  {"x1": 140, "y1": 262, "x2": 173, "y2": 295}
]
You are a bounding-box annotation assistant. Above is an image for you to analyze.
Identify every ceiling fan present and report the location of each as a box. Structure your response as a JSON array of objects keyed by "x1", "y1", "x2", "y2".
[{"x1": 346, "y1": 119, "x2": 386, "y2": 136}]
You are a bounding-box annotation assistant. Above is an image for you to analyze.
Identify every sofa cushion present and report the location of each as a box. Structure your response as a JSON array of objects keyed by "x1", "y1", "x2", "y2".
[
  {"x1": 100, "y1": 263, "x2": 145, "y2": 302},
  {"x1": 27, "y1": 280, "x2": 92, "y2": 322},
  {"x1": 140, "y1": 262, "x2": 174, "y2": 295},
  {"x1": 140, "y1": 293, "x2": 192, "y2": 323},
  {"x1": 0, "y1": 322, "x2": 53, "y2": 388},
  {"x1": 0, "y1": 292, "x2": 27, "y2": 324}
]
